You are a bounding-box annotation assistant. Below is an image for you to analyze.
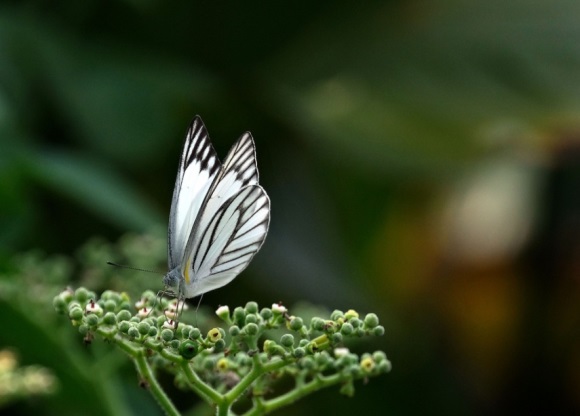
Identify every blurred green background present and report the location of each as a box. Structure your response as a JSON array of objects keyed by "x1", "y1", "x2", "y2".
[{"x1": 1, "y1": 0, "x2": 580, "y2": 415}]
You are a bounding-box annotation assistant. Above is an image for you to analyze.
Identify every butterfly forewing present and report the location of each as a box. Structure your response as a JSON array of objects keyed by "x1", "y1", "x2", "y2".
[{"x1": 168, "y1": 117, "x2": 220, "y2": 270}]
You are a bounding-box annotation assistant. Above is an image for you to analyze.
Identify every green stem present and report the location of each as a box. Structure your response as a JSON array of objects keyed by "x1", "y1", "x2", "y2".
[
  {"x1": 180, "y1": 362, "x2": 222, "y2": 405},
  {"x1": 110, "y1": 333, "x2": 179, "y2": 416},
  {"x1": 134, "y1": 354, "x2": 180, "y2": 416},
  {"x1": 244, "y1": 373, "x2": 348, "y2": 415}
]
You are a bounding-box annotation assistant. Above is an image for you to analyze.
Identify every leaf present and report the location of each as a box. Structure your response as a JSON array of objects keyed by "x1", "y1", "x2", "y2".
[{"x1": 25, "y1": 149, "x2": 163, "y2": 231}]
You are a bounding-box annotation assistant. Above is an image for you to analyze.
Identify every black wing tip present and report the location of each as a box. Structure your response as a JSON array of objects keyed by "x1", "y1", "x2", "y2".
[{"x1": 189, "y1": 115, "x2": 206, "y2": 132}]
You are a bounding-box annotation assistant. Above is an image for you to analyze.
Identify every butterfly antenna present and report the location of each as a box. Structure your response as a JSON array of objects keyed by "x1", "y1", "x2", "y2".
[{"x1": 107, "y1": 261, "x2": 164, "y2": 275}]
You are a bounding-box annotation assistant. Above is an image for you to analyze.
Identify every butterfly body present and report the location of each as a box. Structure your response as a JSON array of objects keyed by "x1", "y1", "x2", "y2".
[{"x1": 163, "y1": 116, "x2": 270, "y2": 300}]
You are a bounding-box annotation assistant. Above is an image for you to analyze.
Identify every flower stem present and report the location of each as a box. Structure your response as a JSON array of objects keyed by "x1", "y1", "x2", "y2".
[{"x1": 134, "y1": 354, "x2": 180, "y2": 416}]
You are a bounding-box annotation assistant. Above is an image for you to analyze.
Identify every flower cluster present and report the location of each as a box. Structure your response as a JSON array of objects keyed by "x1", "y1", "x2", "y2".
[
  {"x1": 0, "y1": 349, "x2": 57, "y2": 407},
  {"x1": 53, "y1": 287, "x2": 391, "y2": 415}
]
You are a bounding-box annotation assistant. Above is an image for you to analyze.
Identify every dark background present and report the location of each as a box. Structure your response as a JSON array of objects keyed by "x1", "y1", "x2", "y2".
[{"x1": 1, "y1": 1, "x2": 579, "y2": 415}]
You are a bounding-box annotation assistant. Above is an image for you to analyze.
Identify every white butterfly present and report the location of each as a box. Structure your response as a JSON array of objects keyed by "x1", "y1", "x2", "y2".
[{"x1": 163, "y1": 116, "x2": 270, "y2": 301}]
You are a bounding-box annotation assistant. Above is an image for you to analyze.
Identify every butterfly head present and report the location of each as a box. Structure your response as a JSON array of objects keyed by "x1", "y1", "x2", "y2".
[{"x1": 163, "y1": 268, "x2": 182, "y2": 295}]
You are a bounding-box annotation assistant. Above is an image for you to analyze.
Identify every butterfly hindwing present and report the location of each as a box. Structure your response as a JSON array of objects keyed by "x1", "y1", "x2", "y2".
[
  {"x1": 184, "y1": 184, "x2": 270, "y2": 298},
  {"x1": 168, "y1": 116, "x2": 220, "y2": 270}
]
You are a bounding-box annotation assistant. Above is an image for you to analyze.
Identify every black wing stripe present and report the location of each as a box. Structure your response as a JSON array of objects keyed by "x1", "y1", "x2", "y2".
[
  {"x1": 183, "y1": 117, "x2": 219, "y2": 176},
  {"x1": 222, "y1": 240, "x2": 261, "y2": 257},
  {"x1": 218, "y1": 246, "x2": 259, "y2": 265},
  {"x1": 194, "y1": 186, "x2": 267, "y2": 273},
  {"x1": 213, "y1": 256, "x2": 254, "y2": 274},
  {"x1": 193, "y1": 186, "x2": 255, "y2": 270},
  {"x1": 230, "y1": 217, "x2": 269, "y2": 242},
  {"x1": 221, "y1": 133, "x2": 258, "y2": 185}
]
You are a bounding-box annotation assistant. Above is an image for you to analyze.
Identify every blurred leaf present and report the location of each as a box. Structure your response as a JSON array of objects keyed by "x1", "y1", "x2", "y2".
[{"x1": 25, "y1": 149, "x2": 163, "y2": 231}]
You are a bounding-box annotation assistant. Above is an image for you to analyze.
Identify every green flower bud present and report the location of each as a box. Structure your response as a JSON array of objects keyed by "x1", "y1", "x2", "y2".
[
  {"x1": 323, "y1": 321, "x2": 337, "y2": 334},
  {"x1": 59, "y1": 289, "x2": 74, "y2": 303},
  {"x1": 213, "y1": 339, "x2": 226, "y2": 353},
  {"x1": 310, "y1": 317, "x2": 325, "y2": 331},
  {"x1": 293, "y1": 347, "x2": 305, "y2": 358},
  {"x1": 331, "y1": 333, "x2": 343, "y2": 344},
  {"x1": 86, "y1": 314, "x2": 99, "y2": 327},
  {"x1": 280, "y1": 334, "x2": 295, "y2": 348},
  {"x1": 53, "y1": 296, "x2": 67, "y2": 313},
  {"x1": 103, "y1": 300, "x2": 117, "y2": 312},
  {"x1": 102, "y1": 290, "x2": 122, "y2": 303},
  {"x1": 233, "y1": 307, "x2": 246, "y2": 324},
  {"x1": 245, "y1": 301, "x2": 259, "y2": 314},
  {"x1": 161, "y1": 329, "x2": 174, "y2": 342},
  {"x1": 78, "y1": 324, "x2": 89, "y2": 335},
  {"x1": 245, "y1": 314, "x2": 258, "y2": 325},
  {"x1": 263, "y1": 340, "x2": 276, "y2": 353},
  {"x1": 364, "y1": 313, "x2": 379, "y2": 328},
  {"x1": 372, "y1": 351, "x2": 387, "y2": 363},
  {"x1": 355, "y1": 328, "x2": 365, "y2": 337},
  {"x1": 350, "y1": 318, "x2": 362, "y2": 328},
  {"x1": 119, "y1": 301, "x2": 132, "y2": 311},
  {"x1": 75, "y1": 288, "x2": 89, "y2": 303},
  {"x1": 299, "y1": 339, "x2": 310, "y2": 348},
  {"x1": 348, "y1": 364, "x2": 363, "y2": 377},
  {"x1": 378, "y1": 360, "x2": 392, "y2": 373},
  {"x1": 340, "y1": 322, "x2": 354, "y2": 336},
  {"x1": 170, "y1": 340, "x2": 180, "y2": 349},
  {"x1": 130, "y1": 317, "x2": 140, "y2": 323},
  {"x1": 156, "y1": 316, "x2": 167, "y2": 327},
  {"x1": 330, "y1": 310, "x2": 344, "y2": 321},
  {"x1": 103, "y1": 312, "x2": 116, "y2": 325},
  {"x1": 179, "y1": 340, "x2": 197, "y2": 359},
  {"x1": 229, "y1": 325, "x2": 241, "y2": 336},
  {"x1": 69, "y1": 306, "x2": 83, "y2": 321},
  {"x1": 189, "y1": 328, "x2": 201, "y2": 339},
  {"x1": 179, "y1": 326, "x2": 191, "y2": 339},
  {"x1": 117, "y1": 310, "x2": 132, "y2": 322},
  {"x1": 244, "y1": 323, "x2": 259, "y2": 336},
  {"x1": 236, "y1": 352, "x2": 252, "y2": 366},
  {"x1": 344, "y1": 309, "x2": 359, "y2": 320},
  {"x1": 288, "y1": 317, "x2": 304, "y2": 331},
  {"x1": 207, "y1": 328, "x2": 222, "y2": 343},
  {"x1": 148, "y1": 327, "x2": 158, "y2": 337},
  {"x1": 128, "y1": 327, "x2": 140, "y2": 339},
  {"x1": 203, "y1": 357, "x2": 216, "y2": 370},
  {"x1": 119, "y1": 321, "x2": 131, "y2": 333},
  {"x1": 138, "y1": 322, "x2": 151, "y2": 335},
  {"x1": 300, "y1": 356, "x2": 315, "y2": 370},
  {"x1": 373, "y1": 326, "x2": 385, "y2": 336},
  {"x1": 315, "y1": 351, "x2": 331, "y2": 366},
  {"x1": 260, "y1": 308, "x2": 272, "y2": 320}
]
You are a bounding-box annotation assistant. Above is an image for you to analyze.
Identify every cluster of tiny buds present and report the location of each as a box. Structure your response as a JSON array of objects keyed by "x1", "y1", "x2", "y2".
[{"x1": 54, "y1": 288, "x2": 391, "y2": 382}]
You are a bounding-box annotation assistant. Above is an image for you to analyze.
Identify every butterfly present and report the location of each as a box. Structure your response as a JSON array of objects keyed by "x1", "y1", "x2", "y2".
[{"x1": 162, "y1": 116, "x2": 270, "y2": 304}]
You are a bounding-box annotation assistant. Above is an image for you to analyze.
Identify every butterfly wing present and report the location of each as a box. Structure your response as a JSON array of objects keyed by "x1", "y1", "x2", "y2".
[
  {"x1": 181, "y1": 131, "x2": 260, "y2": 268},
  {"x1": 168, "y1": 116, "x2": 220, "y2": 270},
  {"x1": 179, "y1": 132, "x2": 270, "y2": 298},
  {"x1": 183, "y1": 184, "x2": 271, "y2": 298}
]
